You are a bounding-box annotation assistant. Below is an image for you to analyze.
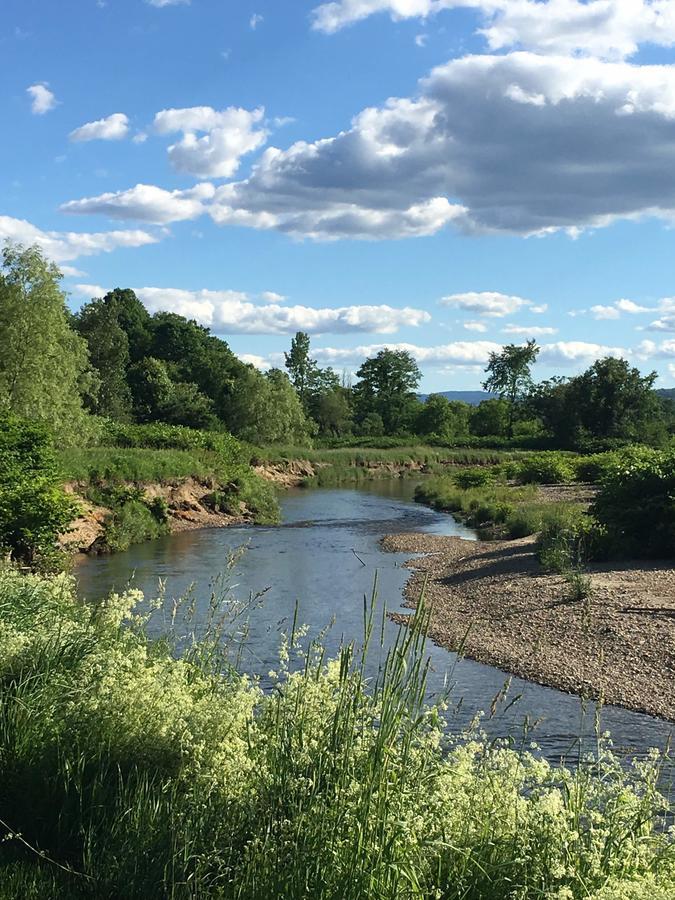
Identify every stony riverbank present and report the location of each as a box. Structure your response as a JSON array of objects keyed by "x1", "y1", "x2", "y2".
[{"x1": 383, "y1": 532, "x2": 675, "y2": 721}]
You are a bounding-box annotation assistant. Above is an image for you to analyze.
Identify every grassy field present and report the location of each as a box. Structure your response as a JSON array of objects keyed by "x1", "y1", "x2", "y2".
[{"x1": 0, "y1": 566, "x2": 672, "y2": 899}]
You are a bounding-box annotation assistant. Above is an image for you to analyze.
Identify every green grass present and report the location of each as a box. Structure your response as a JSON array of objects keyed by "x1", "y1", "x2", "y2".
[
  {"x1": 415, "y1": 477, "x2": 588, "y2": 540},
  {"x1": 59, "y1": 446, "x2": 225, "y2": 483},
  {"x1": 0, "y1": 567, "x2": 672, "y2": 898}
]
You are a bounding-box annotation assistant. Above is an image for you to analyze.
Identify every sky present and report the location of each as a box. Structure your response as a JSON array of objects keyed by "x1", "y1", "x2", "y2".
[{"x1": 4, "y1": 0, "x2": 675, "y2": 391}]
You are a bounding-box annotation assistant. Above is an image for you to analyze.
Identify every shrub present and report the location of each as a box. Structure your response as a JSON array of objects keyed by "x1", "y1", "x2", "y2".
[
  {"x1": 0, "y1": 415, "x2": 78, "y2": 568},
  {"x1": 572, "y1": 451, "x2": 622, "y2": 483},
  {"x1": 592, "y1": 446, "x2": 675, "y2": 558},
  {"x1": 516, "y1": 452, "x2": 576, "y2": 484},
  {"x1": 454, "y1": 466, "x2": 497, "y2": 489},
  {"x1": 102, "y1": 499, "x2": 168, "y2": 552}
]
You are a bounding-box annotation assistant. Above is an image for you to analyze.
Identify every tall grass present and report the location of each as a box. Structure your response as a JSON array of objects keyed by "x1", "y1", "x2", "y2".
[{"x1": 0, "y1": 567, "x2": 672, "y2": 898}]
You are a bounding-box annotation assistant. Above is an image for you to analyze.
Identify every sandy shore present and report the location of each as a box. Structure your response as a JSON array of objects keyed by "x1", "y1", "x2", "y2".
[{"x1": 382, "y1": 532, "x2": 675, "y2": 721}]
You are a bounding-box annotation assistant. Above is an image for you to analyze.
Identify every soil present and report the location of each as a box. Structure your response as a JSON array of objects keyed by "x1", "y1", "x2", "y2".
[
  {"x1": 382, "y1": 531, "x2": 675, "y2": 721},
  {"x1": 60, "y1": 479, "x2": 250, "y2": 554}
]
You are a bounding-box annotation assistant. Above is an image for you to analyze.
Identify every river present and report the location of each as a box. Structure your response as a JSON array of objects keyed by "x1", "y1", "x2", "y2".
[{"x1": 75, "y1": 479, "x2": 672, "y2": 765}]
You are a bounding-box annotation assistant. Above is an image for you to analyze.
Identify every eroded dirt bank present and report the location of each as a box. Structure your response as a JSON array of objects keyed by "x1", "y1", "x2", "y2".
[
  {"x1": 383, "y1": 532, "x2": 675, "y2": 721},
  {"x1": 61, "y1": 479, "x2": 251, "y2": 554}
]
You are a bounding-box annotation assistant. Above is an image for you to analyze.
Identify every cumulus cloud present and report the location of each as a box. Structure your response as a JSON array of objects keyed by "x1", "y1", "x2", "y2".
[
  {"x1": 645, "y1": 297, "x2": 675, "y2": 332},
  {"x1": 0, "y1": 215, "x2": 159, "y2": 263},
  {"x1": 307, "y1": 338, "x2": 634, "y2": 370},
  {"x1": 201, "y1": 52, "x2": 675, "y2": 240},
  {"x1": 240, "y1": 353, "x2": 272, "y2": 369},
  {"x1": 502, "y1": 324, "x2": 557, "y2": 336},
  {"x1": 260, "y1": 291, "x2": 287, "y2": 303},
  {"x1": 69, "y1": 113, "x2": 129, "y2": 142},
  {"x1": 146, "y1": 0, "x2": 190, "y2": 6},
  {"x1": 250, "y1": 13, "x2": 264, "y2": 28},
  {"x1": 463, "y1": 320, "x2": 488, "y2": 332},
  {"x1": 71, "y1": 283, "x2": 107, "y2": 297},
  {"x1": 133, "y1": 287, "x2": 431, "y2": 335},
  {"x1": 60, "y1": 183, "x2": 215, "y2": 224},
  {"x1": 27, "y1": 83, "x2": 57, "y2": 114},
  {"x1": 441, "y1": 291, "x2": 534, "y2": 317},
  {"x1": 311, "y1": 0, "x2": 675, "y2": 61},
  {"x1": 589, "y1": 298, "x2": 654, "y2": 319},
  {"x1": 539, "y1": 341, "x2": 626, "y2": 364},
  {"x1": 153, "y1": 106, "x2": 267, "y2": 178}
]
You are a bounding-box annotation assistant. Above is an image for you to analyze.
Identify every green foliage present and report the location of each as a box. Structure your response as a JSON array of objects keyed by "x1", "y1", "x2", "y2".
[
  {"x1": 592, "y1": 446, "x2": 675, "y2": 558},
  {"x1": 516, "y1": 452, "x2": 577, "y2": 484},
  {"x1": 228, "y1": 366, "x2": 311, "y2": 446},
  {"x1": 73, "y1": 295, "x2": 133, "y2": 420},
  {"x1": 354, "y1": 348, "x2": 421, "y2": 435},
  {"x1": 59, "y1": 447, "x2": 221, "y2": 483},
  {"x1": 470, "y1": 397, "x2": 510, "y2": 437},
  {"x1": 0, "y1": 568, "x2": 672, "y2": 898},
  {"x1": 0, "y1": 244, "x2": 94, "y2": 442},
  {"x1": 531, "y1": 358, "x2": 664, "y2": 450},
  {"x1": 573, "y1": 451, "x2": 622, "y2": 483},
  {"x1": 102, "y1": 498, "x2": 168, "y2": 553},
  {"x1": 453, "y1": 466, "x2": 497, "y2": 489},
  {"x1": 416, "y1": 394, "x2": 471, "y2": 442},
  {"x1": 0, "y1": 414, "x2": 78, "y2": 567},
  {"x1": 482, "y1": 340, "x2": 540, "y2": 437},
  {"x1": 99, "y1": 420, "x2": 244, "y2": 460}
]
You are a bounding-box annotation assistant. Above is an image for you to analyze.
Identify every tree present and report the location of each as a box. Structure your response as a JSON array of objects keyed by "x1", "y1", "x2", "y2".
[
  {"x1": 311, "y1": 387, "x2": 353, "y2": 437},
  {"x1": 354, "y1": 349, "x2": 422, "y2": 435},
  {"x1": 127, "y1": 357, "x2": 214, "y2": 428},
  {"x1": 285, "y1": 332, "x2": 319, "y2": 410},
  {"x1": 416, "y1": 395, "x2": 471, "y2": 442},
  {"x1": 532, "y1": 357, "x2": 662, "y2": 448},
  {"x1": 104, "y1": 288, "x2": 153, "y2": 362},
  {"x1": 482, "y1": 341, "x2": 539, "y2": 437},
  {"x1": 0, "y1": 414, "x2": 78, "y2": 567},
  {"x1": 470, "y1": 398, "x2": 510, "y2": 438},
  {"x1": 227, "y1": 366, "x2": 311, "y2": 445},
  {"x1": 74, "y1": 296, "x2": 132, "y2": 420},
  {"x1": 0, "y1": 244, "x2": 94, "y2": 441}
]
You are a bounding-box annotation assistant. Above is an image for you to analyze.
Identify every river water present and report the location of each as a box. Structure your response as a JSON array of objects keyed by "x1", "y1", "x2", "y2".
[{"x1": 75, "y1": 479, "x2": 672, "y2": 765}]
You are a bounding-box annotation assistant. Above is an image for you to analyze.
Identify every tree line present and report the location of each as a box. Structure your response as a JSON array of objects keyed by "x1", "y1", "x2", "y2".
[{"x1": 1, "y1": 243, "x2": 673, "y2": 449}]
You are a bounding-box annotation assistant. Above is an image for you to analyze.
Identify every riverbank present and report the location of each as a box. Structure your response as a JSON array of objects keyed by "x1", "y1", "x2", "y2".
[{"x1": 383, "y1": 531, "x2": 675, "y2": 721}]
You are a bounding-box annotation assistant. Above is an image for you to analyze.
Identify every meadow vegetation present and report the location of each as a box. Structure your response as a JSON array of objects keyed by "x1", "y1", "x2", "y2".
[{"x1": 0, "y1": 566, "x2": 672, "y2": 899}]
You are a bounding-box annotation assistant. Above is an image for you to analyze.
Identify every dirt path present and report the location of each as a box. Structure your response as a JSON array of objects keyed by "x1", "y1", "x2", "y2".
[{"x1": 382, "y1": 532, "x2": 675, "y2": 721}]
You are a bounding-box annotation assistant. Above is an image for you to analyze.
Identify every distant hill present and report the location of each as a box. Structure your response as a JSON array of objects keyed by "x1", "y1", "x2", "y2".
[
  {"x1": 657, "y1": 388, "x2": 675, "y2": 400},
  {"x1": 418, "y1": 390, "x2": 494, "y2": 406}
]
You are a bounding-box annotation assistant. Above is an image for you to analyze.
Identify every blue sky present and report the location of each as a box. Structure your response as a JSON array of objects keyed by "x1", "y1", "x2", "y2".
[{"x1": 4, "y1": 0, "x2": 675, "y2": 391}]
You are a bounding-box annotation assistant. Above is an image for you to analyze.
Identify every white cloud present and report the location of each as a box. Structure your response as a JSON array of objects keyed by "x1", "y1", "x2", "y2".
[
  {"x1": 69, "y1": 113, "x2": 129, "y2": 142},
  {"x1": 250, "y1": 13, "x2": 264, "y2": 28},
  {"x1": 539, "y1": 341, "x2": 627, "y2": 364},
  {"x1": 146, "y1": 0, "x2": 190, "y2": 6},
  {"x1": 260, "y1": 291, "x2": 287, "y2": 303},
  {"x1": 463, "y1": 320, "x2": 488, "y2": 332},
  {"x1": 134, "y1": 287, "x2": 431, "y2": 335},
  {"x1": 240, "y1": 353, "x2": 272, "y2": 369},
  {"x1": 202, "y1": 52, "x2": 675, "y2": 240},
  {"x1": 311, "y1": 340, "x2": 503, "y2": 368},
  {"x1": 415, "y1": 33, "x2": 428, "y2": 47},
  {"x1": 71, "y1": 283, "x2": 107, "y2": 297},
  {"x1": 0, "y1": 215, "x2": 159, "y2": 263},
  {"x1": 530, "y1": 304, "x2": 548, "y2": 314},
  {"x1": 502, "y1": 324, "x2": 557, "y2": 336},
  {"x1": 60, "y1": 183, "x2": 215, "y2": 224},
  {"x1": 153, "y1": 106, "x2": 267, "y2": 178},
  {"x1": 27, "y1": 83, "x2": 57, "y2": 115},
  {"x1": 311, "y1": 0, "x2": 675, "y2": 61},
  {"x1": 441, "y1": 291, "x2": 534, "y2": 317},
  {"x1": 590, "y1": 297, "x2": 654, "y2": 319},
  {"x1": 590, "y1": 304, "x2": 621, "y2": 320},
  {"x1": 59, "y1": 265, "x2": 86, "y2": 277}
]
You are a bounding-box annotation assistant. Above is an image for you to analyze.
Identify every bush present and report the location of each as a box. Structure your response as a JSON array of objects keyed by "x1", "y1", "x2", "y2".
[
  {"x1": 0, "y1": 568, "x2": 672, "y2": 898},
  {"x1": 592, "y1": 446, "x2": 675, "y2": 558},
  {"x1": 572, "y1": 451, "x2": 622, "y2": 483},
  {"x1": 102, "y1": 499, "x2": 168, "y2": 552},
  {"x1": 516, "y1": 452, "x2": 577, "y2": 484},
  {"x1": 453, "y1": 466, "x2": 497, "y2": 489},
  {"x1": 0, "y1": 415, "x2": 78, "y2": 568}
]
